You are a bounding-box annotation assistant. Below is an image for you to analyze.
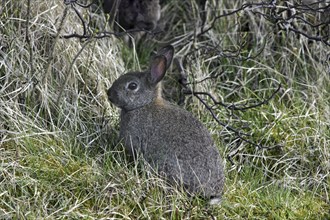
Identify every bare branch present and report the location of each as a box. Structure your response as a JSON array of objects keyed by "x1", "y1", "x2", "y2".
[
  {"x1": 25, "y1": 0, "x2": 33, "y2": 77},
  {"x1": 194, "y1": 92, "x2": 280, "y2": 150},
  {"x1": 56, "y1": 39, "x2": 92, "y2": 106},
  {"x1": 187, "y1": 81, "x2": 281, "y2": 149},
  {"x1": 61, "y1": 29, "x2": 163, "y2": 39}
]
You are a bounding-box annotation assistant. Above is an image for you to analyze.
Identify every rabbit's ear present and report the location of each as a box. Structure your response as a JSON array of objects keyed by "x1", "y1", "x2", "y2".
[
  {"x1": 149, "y1": 55, "x2": 167, "y2": 85},
  {"x1": 157, "y1": 45, "x2": 174, "y2": 69}
]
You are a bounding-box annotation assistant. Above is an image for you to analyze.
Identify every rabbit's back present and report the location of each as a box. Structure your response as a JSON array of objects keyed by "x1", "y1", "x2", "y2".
[{"x1": 120, "y1": 100, "x2": 224, "y2": 198}]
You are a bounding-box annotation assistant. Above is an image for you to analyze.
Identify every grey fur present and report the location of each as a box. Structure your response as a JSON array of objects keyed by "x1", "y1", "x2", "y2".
[
  {"x1": 108, "y1": 45, "x2": 224, "y2": 202},
  {"x1": 103, "y1": 0, "x2": 160, "y2": 31}
]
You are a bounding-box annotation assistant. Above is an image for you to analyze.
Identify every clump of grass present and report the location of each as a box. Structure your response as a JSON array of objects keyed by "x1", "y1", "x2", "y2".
[
  {"x1": 224, "y1": 167, "x2": 330, "y2": 219},
  {"x1": 1, "y1": 0, "x2": 329, "y2": 219}
]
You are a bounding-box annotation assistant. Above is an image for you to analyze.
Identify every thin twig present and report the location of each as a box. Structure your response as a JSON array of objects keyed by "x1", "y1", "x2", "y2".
[
  {"x1": 189, "y1": 84, "x2": 281, "y2": 111},
  {"x1": 56, "y1": 39, "x2": 92, "y2": 106},
  {"x1": 43, "y1": 7, "x2": 69, "y2": 86},
  {"x1": 25, "y1": 0, "x2": 33, "y2": 78},
  {"x1": 191, "y1": 83, "x2": 281, "y2": 149}
]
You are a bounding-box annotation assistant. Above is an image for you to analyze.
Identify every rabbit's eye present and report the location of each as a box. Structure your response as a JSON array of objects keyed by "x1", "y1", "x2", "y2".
[{"x1": 127, "y1": 82, "x2": 138, "y2": 90}]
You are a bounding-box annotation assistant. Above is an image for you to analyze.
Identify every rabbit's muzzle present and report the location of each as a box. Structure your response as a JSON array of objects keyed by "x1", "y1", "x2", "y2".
[
  {"x1": 107, "y1": 87, "x2": 117, "y2": 106},
  {"x1": 136, "y1": 21, "x2": 157, "y2": 31}
]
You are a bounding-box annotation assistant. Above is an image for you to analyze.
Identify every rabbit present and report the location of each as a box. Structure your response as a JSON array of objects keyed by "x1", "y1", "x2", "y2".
[
  {"x1": 107, "y1": 45, "x2": 225, "y2": 204},
  {"x1": 102, "y1": 0, "x2": 161, "y2": 31}
]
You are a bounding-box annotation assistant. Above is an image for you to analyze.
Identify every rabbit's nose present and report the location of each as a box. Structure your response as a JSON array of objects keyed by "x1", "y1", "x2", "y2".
[
  {"x1": 136, "y1": 21, "x2": 156, "y2": 30},
  {"x1": 144, "y1": 22, "x2": 156, "y2": 30},
  {"x1": 107, "y1": 87, "x2": 116, "y2": 103}
]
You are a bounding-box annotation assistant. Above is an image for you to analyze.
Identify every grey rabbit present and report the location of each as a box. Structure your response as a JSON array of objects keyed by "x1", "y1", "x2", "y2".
[
  {"x1": 102, "y1": 0, "x2": 160, "y2": 31},
  {"x1": 108, "y1": 45, "x2": 225, "y2": 204}
]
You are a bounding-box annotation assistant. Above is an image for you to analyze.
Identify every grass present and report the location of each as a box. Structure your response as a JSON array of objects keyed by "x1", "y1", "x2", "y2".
[{"x1": 1, "y1": 0, "x2": 329, "y2": 219}]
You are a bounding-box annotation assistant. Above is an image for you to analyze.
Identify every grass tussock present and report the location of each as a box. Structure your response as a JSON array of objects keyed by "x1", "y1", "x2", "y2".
[{"x1": 1, "y1": 0, "x2": 329, "y2": 219}]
